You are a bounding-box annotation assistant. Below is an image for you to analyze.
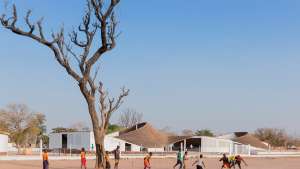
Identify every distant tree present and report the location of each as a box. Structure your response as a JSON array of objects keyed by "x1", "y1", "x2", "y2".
[
  {"x1": 107, "y1": 124, "x2": 123, "y2": 134},
  {"x1": 51, "y1": 127, "x2": 78, "y2": 133},
  {"x1": 159, "y1": 126, "x2": 177, "y2": 136},
  {"x1": 195, "y1": 129, "x2": 214, "y2": 137},
  {"x1": 118, "y1": 108, "x2": 143, "y2": 128},
  {"x1": 0, "y1": 104, "x2": 46, "y2": 150},
  {"x1": 40, "y1": 135, "x2": 49, "y2": 148},
  {"x1": 182, "y1": 129, "x2": 194, "y2": 136},
  {"x1": 0, "y1": 111, "x2": 8, "y2": 132},
  {"x1": 69, "y1": 122, "x2": 89, "y2": 131},
  {"x1": 254, "y1": 128, "x2": 287, "y2": 147}
]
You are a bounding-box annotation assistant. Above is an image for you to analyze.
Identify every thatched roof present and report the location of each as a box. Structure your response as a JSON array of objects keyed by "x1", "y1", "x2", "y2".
[
  {"x1": 233, "y1": 133, "x2": 268, "y2": 149},
  {"x1": 0, "y1": 131, "x2": 9, "y2": 135},
  {"x1": 117, "y1": 122, "x2": 187, "y2": 148}
]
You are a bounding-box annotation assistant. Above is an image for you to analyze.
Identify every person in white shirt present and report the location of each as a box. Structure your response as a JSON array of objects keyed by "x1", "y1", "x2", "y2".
[{"x1": 192, "y1": 154, "x2": 206, "y2": 169}]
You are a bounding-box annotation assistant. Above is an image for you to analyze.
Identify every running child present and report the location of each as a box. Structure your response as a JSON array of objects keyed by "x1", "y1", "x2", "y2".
[
  {"x1": 234, "y1": 155, "x2": 248, "y2": 169},
  {"x1": 173, "y1": 149, "x2": 184, "y2": 169},
  {"x1": 219, "y1": 154, "x2": 230, "y2": 169},
  {"x1": 192, "y1": 154, "x2": 206, "y2": 169},
  {"x1": 229, "y1": 155, "x2": 236, "y2": 169},
  {"x1": 80, "y1": 147, "x2": 87, "y2": 169}
]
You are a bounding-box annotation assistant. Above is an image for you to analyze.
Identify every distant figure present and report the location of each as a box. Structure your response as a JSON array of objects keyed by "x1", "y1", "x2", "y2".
[
  {"x1": 105, "y1": 151, "x2": 111, "y2": 169},
  {"x1": 42, "y1": 149, "x2": 49, "y2": 169},
  {"x1": 183, "y1": 151, "x2": 189, "y2": 169},
  {"x1": 234, "y1": 155, "x2": 248, "y2": 169},
  {"x1": 112, "y1": 145, "x2": 121, "y2": 169},
  {"x1": 80, "y1": 148, "x2": 87, "y2": 169},
  {"x1": 192, "y1": 154, "x2": 206, "y2": 169},
  {"x1": 219, "y1": 154, "x2": 230, "y2": 169},
  {"x1": 173, "y1": 149, "x2": 184, "y2": 169},
  {"x1": 144, "y1": 152, "x2": 153, "y2": 169}
]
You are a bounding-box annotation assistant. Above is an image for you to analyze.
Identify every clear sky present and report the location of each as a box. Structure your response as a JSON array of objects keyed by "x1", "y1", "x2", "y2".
[{"x1": 1, "y1": 0, "x2": 300, "y2": 135}]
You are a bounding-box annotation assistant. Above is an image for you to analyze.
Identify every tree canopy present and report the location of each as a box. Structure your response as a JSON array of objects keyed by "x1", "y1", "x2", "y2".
[
  {"x1": 195, "y1": 129, "x2": 214, "y2": 137},
  {"x1": 0, "y1": 104, "x2": 46, "y2": 148}
]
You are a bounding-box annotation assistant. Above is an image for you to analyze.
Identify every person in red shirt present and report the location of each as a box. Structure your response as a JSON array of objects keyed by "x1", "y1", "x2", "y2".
[
  {"x1": 144, "y1": 152, "x2": 153, "y2": 169},
  {"x1": 234, "y1": 155, "x2": 248, "y2": 169},
  {"x1": 81, "y1": 148, "x2": 87, "y2": 169}
]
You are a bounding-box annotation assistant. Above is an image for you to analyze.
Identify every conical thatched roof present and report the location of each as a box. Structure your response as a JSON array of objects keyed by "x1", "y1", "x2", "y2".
[
  {"x1": 233, "y1": 133, "x2": 268, "y2": 149},
  {"x1": 0, "y1": 131, "x2": 9, "y2": 135},
  {"x1": 117, "y1": 122, "x2": 187, "y2": 148}
]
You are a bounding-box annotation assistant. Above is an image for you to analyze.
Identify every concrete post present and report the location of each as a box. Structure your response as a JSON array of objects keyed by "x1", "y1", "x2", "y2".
[
  {"x1": 40, "y1": 138, "x2": 43, "y2": 155},
  {"x1": 248, "y1": 145, "x2": 251, "y2": 156},
  {"x1": 180, "y1": 142, "x2": 183, "y2": 151},
  {"x1": 235, "y1": 144, "x2": 237, "y2": 155}
]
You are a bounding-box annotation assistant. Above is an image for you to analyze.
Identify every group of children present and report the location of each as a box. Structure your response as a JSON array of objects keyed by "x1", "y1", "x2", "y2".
[
  {"x1": 172, "y1": 150, "x2": 205, "y2": 169},
  {"x1": 42, "y1": 145, "x2": 121, "y2": 169},
  {"x1": 171, "y1": 150, "x2": 247, "y2": 169},
  {"x1": 42, "y1": 148, "x2": 247, "y2": 169},
  {"x1": 219, "y1": 153, "x2": 248, "y2": 169}
]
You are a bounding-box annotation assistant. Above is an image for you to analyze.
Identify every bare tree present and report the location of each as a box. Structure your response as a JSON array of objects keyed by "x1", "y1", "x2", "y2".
[
  {"x1": 0, "y1": 1, "x2": 127, "y2": 168},
  {"x1": 255, "y1": 128, "x2": 288, "y2": 147},
  {"x1": 182, "y1": 129, "x2": 194, "y2": 136},
  {"x1": 69, "y1": 121, "x2": 89, "y2": 131},
  {"x1": 118, "y1": 108, "x2": 143, "y2": 128}
]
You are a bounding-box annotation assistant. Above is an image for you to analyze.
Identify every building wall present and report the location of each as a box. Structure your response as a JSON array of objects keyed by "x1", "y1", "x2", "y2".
[
  {"x1": 148, "y1": 147, "x2": 165, "y2": 152},
  {"x1": 68, "y1": 132, "x2": 91, "y2": 150},
  {"x1": 49, "y1": 131, "x2": 126, "y2": 152},
  {"x1": 49, "y1": 133, "x2": 62, "y2": 149},
  {"x1": 104, "y1": 133, "x2": 126, "y2": 151},
  {"x1": 130, "y1": 143, "x2": 141, "y2": 152},
  {"x1": 201, "y1": 137, "x2": 232, "y2": 153},
  {"x1": 49, "y1": 132, "x2": 92, "y2": 150},
  {"x1": 0, "y1": 134, "x2": 8, "y2": 154}
]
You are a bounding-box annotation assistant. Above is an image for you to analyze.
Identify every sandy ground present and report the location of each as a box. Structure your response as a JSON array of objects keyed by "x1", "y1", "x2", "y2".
[{"x1": 0, "y1": 157, "x2": 299, "y2": 169}]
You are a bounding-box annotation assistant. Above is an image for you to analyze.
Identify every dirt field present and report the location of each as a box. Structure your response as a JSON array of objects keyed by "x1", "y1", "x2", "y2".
[{"x1": 0, "y1": 157, "x2": 299, "y2": 169}]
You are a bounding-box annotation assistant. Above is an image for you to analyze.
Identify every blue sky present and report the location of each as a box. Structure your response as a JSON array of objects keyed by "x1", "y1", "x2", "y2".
[{"x1": 1, "y1": 0, "x2": 300, "y2": 135}]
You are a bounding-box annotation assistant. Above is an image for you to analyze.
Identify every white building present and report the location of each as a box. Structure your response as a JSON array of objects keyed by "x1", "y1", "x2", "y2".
[
  {"x1": 0, "y1": 132, "x2": 9, "y2": 155},
  {"x1": 49, "y1": 124, "x2": 267, "y2": 155},
  {"x1": 49, "y1": 131, "x2": 126, "y2": 151}
]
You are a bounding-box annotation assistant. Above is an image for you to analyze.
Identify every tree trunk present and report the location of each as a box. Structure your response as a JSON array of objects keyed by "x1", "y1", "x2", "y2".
[
  {"x1": 83, "y1": 93, "x2": 106, "y2": 169},
  {"x1": 94, "y1": 130, "x2": 106, "y2": 169}
]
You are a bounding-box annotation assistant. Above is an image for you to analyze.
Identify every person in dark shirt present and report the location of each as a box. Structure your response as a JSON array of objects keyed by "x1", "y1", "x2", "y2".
[
  {"x1": 234, "y1": 155, "x2": 248, "y2": 169},
  {"x1": 219, "y1": 154, "x2": 230, "y2": 169},
  {"x1": 112, "y1": 146, "x2": 121, "y2": 169}
]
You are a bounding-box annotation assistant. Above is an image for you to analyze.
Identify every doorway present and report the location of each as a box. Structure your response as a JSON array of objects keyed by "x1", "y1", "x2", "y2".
[{"x1": 62, "y1": 134, "x2": 68, "y2": 149}]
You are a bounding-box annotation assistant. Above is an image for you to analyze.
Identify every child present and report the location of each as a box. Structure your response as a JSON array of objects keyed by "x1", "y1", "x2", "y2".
[
  {"x1": 42, "y1": 149, "x2": 49, "y2": 169},
  {"x1": 105, "y1": 151, "x2": 111, "y2": 169},
  {"x1": 234, "y1": 155, "x2": 248, "y2": 169},
  {"x1": 219, "y1": 154, "x2": 230, "y2": 169},
  {"x1": 229, "y1": 155, "x2": 236, "y2": 169},
  {"x1": 183, "y1": 151, "x2": 189, "y2": 169},
  {"x1": 81, "y1": 148, "x2": 87, "y2": 169},
  {"x1": 144, "y1": 152, "x2": 153, "y2": 169},
  {"x1": 173, "y1": 149, "x2": 184, "y2": 169},
  {"x1": 112, "y1": 146, "x2": 121, "y2": 169},
  {"x1": 192, "y1": 154, "x2": 206, "y2": 169}
]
